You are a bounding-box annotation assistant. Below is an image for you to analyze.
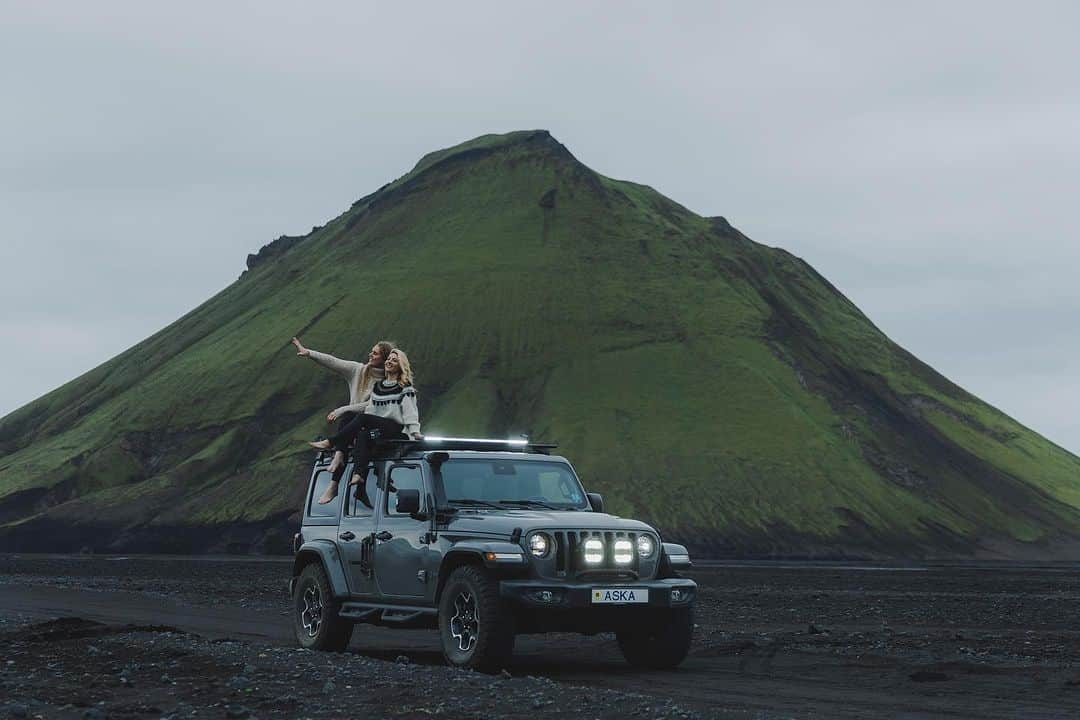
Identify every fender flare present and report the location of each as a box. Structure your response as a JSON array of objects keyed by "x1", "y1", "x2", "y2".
[
  {"x1": 291, "y1": 539, "x2": 350, "y2": 599},
  {"x1": 435, "y1": 541, "x2": 526, "y2": 600},
  {"x1": 661, "y1": 542, "x2": 692, "y2": 572},
  {"x1": 656, "y1": 544, "x2": 691, "y2": 565}
]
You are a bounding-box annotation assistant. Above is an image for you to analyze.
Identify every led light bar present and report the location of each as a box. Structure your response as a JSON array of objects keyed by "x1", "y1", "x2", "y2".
[
  {"x1": 424, "y1": 436, "x2": 528, "y2": 445},
  {"x1": 613, "y1": 539, "x2": 633, "y2": 565},
  {"x1": 583, "y1": 538, "x2": 604, "y2": 564}
]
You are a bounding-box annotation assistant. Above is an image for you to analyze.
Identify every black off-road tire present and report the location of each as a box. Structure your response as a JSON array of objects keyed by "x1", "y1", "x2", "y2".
[
  {"x1": 293, "y1": 563, "x2": 353, "y2": 652},
  {"x1": 616, "y1": 606, "x2": 694, "y2": 669},
  {"x1": 438, "y1": 565, "x2": 515, "y2": 671}
]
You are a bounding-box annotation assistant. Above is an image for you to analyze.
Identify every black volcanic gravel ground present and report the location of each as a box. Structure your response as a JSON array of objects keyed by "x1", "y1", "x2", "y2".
[
  {"x1": 2, "y1": 555, "x2": 1079, "y2": 719},
  {"x1": 0, "y1": 618, "x2": 695, "y2": 720}
]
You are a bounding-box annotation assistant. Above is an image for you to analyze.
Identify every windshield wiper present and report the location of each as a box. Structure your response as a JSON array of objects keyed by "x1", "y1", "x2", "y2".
[
  {"x1": 449, "y1": 499, "x2": 503, "y2": 509},
  {"x1": 497, "y1": 499, "x2": 563, "y2": 510}
]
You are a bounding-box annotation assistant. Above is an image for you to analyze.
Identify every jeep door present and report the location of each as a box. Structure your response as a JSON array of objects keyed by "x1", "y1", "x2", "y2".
[
  {"x1": 336, "y1": 462, "x2": 380, "y2": 598},
  {"x1": 373, "y1": 462, "x2": 434, "y2": 599}
]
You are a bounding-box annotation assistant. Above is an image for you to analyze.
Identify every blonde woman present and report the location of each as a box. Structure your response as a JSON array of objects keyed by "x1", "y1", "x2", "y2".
[
  {"x1": 292, "y1": 336, "x2": 394, "y2": 503},
  {"x1": 308, "y1": 348, "x2": 422, "y2": 501}
]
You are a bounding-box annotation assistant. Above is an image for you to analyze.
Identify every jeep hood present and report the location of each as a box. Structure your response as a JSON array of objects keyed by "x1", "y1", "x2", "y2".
[{"x1": 445, "y1": 510, "x2": 655, "y2": 536}]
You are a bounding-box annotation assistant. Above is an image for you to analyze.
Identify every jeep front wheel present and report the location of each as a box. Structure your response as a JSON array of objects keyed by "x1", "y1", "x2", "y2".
[
  {"x1": 293, "y1": 563, "x2": 353, "y2": 651},
  {"x1": 438, "y1": 565, "x2": 515, "y2": 671},
  {"x1": 616, "y1": 607, "x2": 694, "y2": 669}
]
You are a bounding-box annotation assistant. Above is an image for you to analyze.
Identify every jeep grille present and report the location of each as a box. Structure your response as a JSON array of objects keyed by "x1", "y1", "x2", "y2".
[{"x1": 552, "y1": 530, "x2": 646, "y2": 578}]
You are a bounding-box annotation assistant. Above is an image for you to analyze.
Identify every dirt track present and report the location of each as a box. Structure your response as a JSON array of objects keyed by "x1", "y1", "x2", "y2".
[{"x1": 1, "y1": 555, "x2": 1078, "y2": 719}]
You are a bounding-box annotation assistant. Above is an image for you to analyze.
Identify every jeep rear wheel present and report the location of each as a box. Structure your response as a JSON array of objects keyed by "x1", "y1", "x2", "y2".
[
  {"x1": 293, "y1": 563, "x2": 353, "y2": 651},
  {"x1": 438, "y1": 565, "x2": 515, "y2": 671},
  {"x1": 616, "y1": 607, "x2": 694, "y2": 669}
]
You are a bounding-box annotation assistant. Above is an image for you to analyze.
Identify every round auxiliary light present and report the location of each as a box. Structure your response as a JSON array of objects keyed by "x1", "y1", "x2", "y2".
[
  {"x1": 636, "y1": 535, "x2": 655, "y2": 559},
  {"x1": 528, "y1": 532, "x2": 551, "y2": 558}
]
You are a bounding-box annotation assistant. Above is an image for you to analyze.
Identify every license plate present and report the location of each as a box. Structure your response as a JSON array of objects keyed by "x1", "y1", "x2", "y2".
[{"x1": 591, "y1": 587, "x2": 648, "y2": 604}]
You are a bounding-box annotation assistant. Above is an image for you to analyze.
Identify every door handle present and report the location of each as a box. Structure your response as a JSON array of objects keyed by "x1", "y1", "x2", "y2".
[
  {"x1": 339, "y1": 531, "x2": 356, "y2": 541},
  {"x1": 375, "y1": 530, "x2": 393, "y2": 542}
]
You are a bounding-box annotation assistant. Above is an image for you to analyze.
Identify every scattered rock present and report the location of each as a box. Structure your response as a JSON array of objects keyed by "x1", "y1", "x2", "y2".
[
  {"x1": 6, "y1": 704, "x2": 29, "y2": 719},
  {"x1": 225, "y1": 706, "x2": 250, "y2": 719},
  {"x1": 322, "y1": 680, "x2": 335, "y2": 694},
  {"x1": 395, "y1": 655, "x2": 410, "y2": 665},
  {"x1": 228, "y1": 675, "x2": 250, "y2": 689}
]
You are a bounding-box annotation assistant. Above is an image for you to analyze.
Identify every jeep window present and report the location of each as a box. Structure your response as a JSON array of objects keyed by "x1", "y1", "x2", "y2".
[
  {"x1": 307, "y1": 470, "x2": 339, "y2": 518},
  {"x1": 386, "y1": 465, "x2": 425, "y2": 516},
  {"x1": 345, "y1": 464, "x2": 379, "y2": 517},
  {"x1": 440, "y1": 460, "x2": 587, "y2": 509}
]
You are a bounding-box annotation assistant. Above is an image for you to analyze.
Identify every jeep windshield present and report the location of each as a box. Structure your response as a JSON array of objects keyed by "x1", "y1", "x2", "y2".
[{"x1": 440, "y1": 459, "x2": 589, "y2": 510}]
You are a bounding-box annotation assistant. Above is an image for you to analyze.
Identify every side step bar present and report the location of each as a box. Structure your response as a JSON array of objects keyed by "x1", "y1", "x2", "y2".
[{"x1": 339, "y1": 601, "x2": 437, "y2": 619}]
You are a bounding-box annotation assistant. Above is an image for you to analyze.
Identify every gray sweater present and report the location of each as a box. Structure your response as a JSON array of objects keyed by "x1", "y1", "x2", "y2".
[{"x1": 307, "y1": 349, "x2": 385, "y2": 416}]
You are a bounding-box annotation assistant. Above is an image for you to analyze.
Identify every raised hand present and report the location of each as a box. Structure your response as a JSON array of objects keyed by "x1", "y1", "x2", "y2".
[
  {"x1": 326, "y1": 410, "x2": 338, "y2": 422},
  {"x1": 291, "y1": 337, "x2": 310, "y2": 357}
]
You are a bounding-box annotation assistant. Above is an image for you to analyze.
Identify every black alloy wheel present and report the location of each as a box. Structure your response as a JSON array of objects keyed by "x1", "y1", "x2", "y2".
[
  {"x1": 438, "y1": 565, "x2": 515, "y2": 671},
  {"x1": 449, "y1": 590, "x2": 479, "y2": 653},
  {"x1": 292, "y1": 563, "x2": 353, "y2": 651}
]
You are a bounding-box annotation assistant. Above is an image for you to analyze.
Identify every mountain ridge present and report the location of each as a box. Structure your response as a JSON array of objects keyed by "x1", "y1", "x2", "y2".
[{"x1": 1, "y1": 129, "x2": 1078, "y2": 558}]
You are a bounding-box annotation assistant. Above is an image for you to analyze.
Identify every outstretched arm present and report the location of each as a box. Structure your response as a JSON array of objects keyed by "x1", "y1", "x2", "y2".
[{"x1": 291, "y1": 336, "x2": 362, "y2": 378}]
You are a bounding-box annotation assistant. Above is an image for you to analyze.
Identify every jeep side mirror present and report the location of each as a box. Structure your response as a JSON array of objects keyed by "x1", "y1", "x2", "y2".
[
  {"x1": 586, "y1": 492, "x2": 604, "y2": 513},
  {"x1": 396, "y1": 488, "x2": 421, "y2": 516}
]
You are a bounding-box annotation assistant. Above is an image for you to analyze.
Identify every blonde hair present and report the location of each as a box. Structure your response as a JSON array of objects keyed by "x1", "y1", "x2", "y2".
[
  {"x1": 387, "y1": 348, "x2": 414, "y2": 387},
  {"x1": 359, "y1": 340, "x2": 395, "y2": 394}
]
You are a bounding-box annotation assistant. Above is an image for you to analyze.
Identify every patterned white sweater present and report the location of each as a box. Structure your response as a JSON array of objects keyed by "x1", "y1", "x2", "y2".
[{"x1": 363, "y1": 380, "x2": 421, "y2": 438}]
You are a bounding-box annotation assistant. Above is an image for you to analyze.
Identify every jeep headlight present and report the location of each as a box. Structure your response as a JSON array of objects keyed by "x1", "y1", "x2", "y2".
[
  {"x1": 528, "y1": 532, "x2": 551, "y2": 558},
  {"x1": 636, "y1": 535, "x2": 655, "y2": 559},
  {"x1": 583, "y1": 538, "x2": 604, "y2": 564}
]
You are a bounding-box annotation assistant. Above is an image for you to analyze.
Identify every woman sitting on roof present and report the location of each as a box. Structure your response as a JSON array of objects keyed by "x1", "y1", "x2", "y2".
[
  {"x1": 308, "y1": 348, "x2": 422, "y2": 502},
  {"x1": 291, "y1": 336, "x2": 393, "y2": 501}
]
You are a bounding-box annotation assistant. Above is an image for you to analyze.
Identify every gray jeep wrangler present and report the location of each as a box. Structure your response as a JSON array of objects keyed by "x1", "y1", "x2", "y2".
[{"x1": 289, "y1": 437, "x2": 696, "y2": 671}]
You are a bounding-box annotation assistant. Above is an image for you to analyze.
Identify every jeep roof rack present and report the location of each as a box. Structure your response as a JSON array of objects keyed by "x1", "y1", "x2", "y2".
[
  {"x1": 311, "y1": 436, "x2": 558, "y2": 466},
  {"x1": 385, "y1": 436, "x2": 558, "y2": 455}
]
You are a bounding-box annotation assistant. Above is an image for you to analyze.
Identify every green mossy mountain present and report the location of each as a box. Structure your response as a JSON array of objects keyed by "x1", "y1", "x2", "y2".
[{"x1": 2, "y1": 130, "x2": 1078, "y2": 557}]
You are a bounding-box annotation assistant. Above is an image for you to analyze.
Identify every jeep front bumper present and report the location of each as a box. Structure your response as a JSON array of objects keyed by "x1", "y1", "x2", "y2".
[{"x1": 499, "y1": 577, "x2": 696, "y2": 609}]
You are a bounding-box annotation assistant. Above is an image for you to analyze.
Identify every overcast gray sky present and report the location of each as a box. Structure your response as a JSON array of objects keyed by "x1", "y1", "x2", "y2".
[{"x1": 2, "y1": 1, "x2": 1078, "y2": 454}]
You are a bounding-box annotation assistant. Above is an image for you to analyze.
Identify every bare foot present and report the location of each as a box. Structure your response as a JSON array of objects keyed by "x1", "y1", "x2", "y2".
[
  {"x1": 348, "y1": 473, "x2": 363, "y2": 487},
  {"x1": 317, "y1": 481, "x2": 339, "y2": 504},
  {"x1": 328, "y1": 451, "x2": 345, "y2": 474},
  {"x1": 308, "y1": 439, "x2": 332, "y2": 451}
]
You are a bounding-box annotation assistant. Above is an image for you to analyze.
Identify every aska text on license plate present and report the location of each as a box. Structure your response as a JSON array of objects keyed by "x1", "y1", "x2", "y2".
[{"x1": 591, "y1": 587, "x2": 649, "y2": 604}]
